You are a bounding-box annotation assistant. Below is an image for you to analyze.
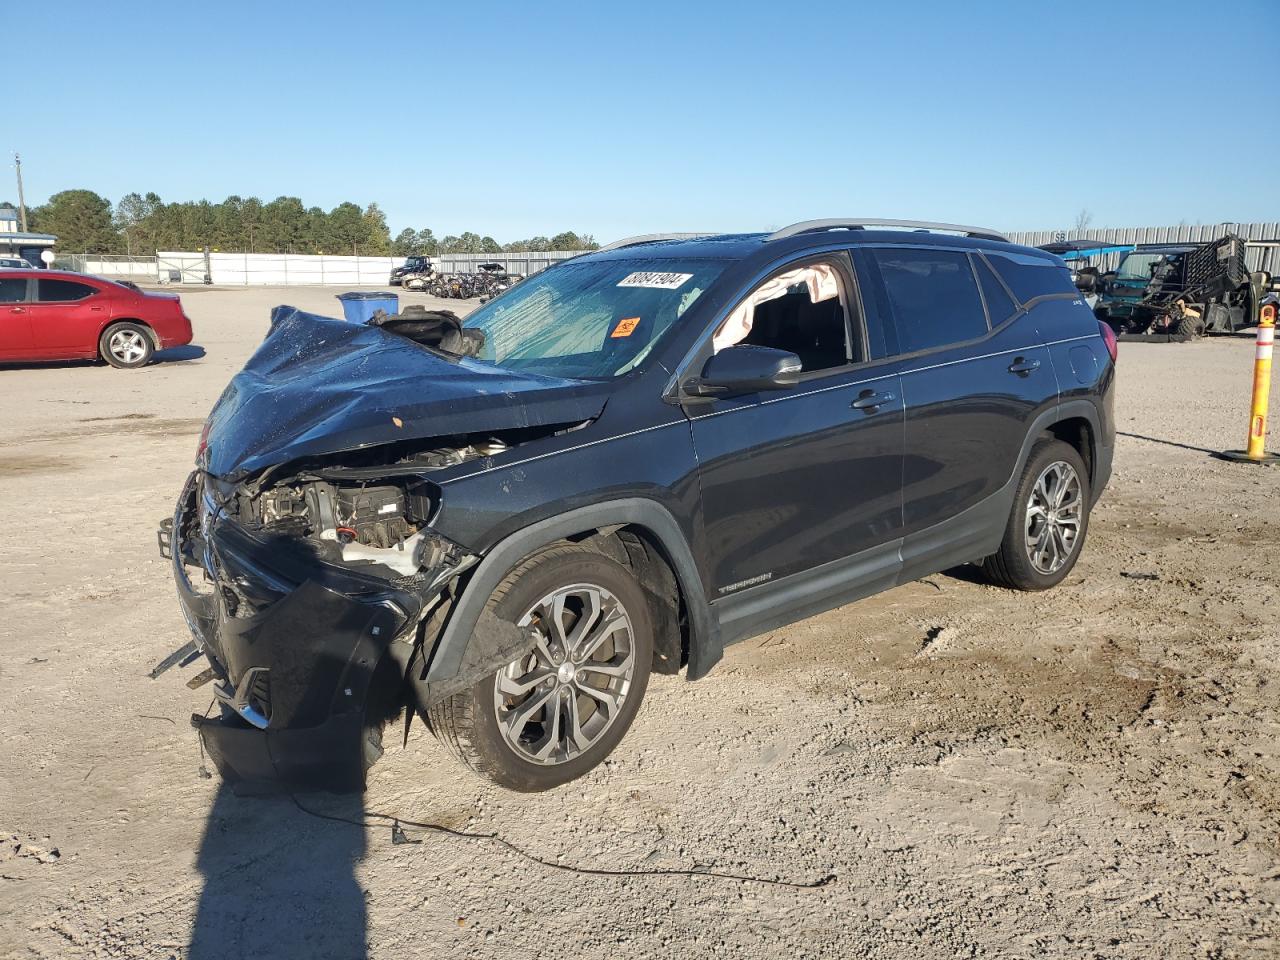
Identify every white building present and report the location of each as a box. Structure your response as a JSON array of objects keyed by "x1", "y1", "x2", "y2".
[{"x1": 0, "y1": 207, "x2": 56, "y2": 266}]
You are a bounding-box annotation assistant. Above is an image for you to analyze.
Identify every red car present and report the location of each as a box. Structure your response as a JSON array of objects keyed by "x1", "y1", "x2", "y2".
[{"x1": 0, "y1": 270, "x2": 193, "y2": 368}]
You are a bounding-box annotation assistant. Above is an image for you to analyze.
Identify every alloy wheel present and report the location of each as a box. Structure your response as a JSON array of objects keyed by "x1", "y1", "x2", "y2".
[
  {"x1": 108, "y1": 329, "x2": 148, "y2": 364},
  {"x1": 493, "y1": 583, "x2": 636, "y2": 765},
  {"x1": 1024, "y1": 460, "x2": 1082, "y2": 575}
]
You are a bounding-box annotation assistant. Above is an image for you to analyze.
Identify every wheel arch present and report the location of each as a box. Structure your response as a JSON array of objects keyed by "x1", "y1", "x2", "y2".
[
  {"x1": 1017, "y1": 400, "x2": 1101, "y2": 491},
  {"x1": 411, "y1": 498, "x2": 719, "y2": 712},
  {"x1": 1044, "y1": 415, "x2": 1095, "y2": 489}
]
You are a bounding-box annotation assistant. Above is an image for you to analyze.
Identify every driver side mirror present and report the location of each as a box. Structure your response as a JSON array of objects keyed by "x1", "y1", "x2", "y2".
[{"x1": 684, "y1": 345, "x2": 802, "y2": 398}]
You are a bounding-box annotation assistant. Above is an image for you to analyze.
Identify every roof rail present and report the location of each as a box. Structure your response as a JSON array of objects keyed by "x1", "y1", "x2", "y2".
[
  {"x1": 768, "y1": 219, "x2": 1009, "y2": 243},
  {"x1": 596, "y1": 232, "x2": 720, "y2": 252}
]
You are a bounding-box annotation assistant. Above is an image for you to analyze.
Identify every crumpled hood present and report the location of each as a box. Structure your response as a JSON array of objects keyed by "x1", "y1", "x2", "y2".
[{"x1": 203, "y1": 306, "x2": 608, "y2": 479}]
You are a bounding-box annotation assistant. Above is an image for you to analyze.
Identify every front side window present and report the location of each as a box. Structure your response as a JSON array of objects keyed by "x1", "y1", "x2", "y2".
[
  {"x1": 1113, "y1": 252, "x2": 1166, "y2": 282},
  {"x1": 461, "y1": 257, "x2": 726, "y2": 379},
  {"x1": 713, "y1": 259, "x2": 854, "y2": 372},
  {"x1": 871, "y1": 248, "x2": 987, "y2": 353},
  {"x1": 36, "y1": 279, "x2": 96, "y2": 302},
  {"x1": 0, "y1": 277, "x2": 26, "y2": 303}
]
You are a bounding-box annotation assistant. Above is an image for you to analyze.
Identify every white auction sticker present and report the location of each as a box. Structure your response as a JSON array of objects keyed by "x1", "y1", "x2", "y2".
[{"x1": 616, "y1": 271, "x2": 693, "y2": 290}]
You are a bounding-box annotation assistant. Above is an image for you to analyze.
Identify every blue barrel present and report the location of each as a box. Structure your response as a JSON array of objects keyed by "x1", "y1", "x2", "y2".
[{"x1": 336, "y1": 291, "x2": 399, "y2": 323}]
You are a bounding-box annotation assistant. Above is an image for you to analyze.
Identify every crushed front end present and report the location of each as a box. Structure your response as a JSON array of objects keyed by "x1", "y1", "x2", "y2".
[
  {"x1": 152, "y1": 305, "x2": 607, "y2": 791},
  {"x1": 160, "y1": 464, "x2": 473, "y2": 792}
]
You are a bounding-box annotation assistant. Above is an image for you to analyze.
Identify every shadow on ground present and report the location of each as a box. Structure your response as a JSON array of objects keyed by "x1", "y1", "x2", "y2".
[
  {"x1": 154, "y1": 344, "x2": 207, "y2": 363},
  {"x1": 0, "y1": 344, "x2": 206, "y2": 370},
  {"x1": 1117, "y1": 430, "x2": 1218, "y2": 455},
  {"x1": 189, "y1": 784, "x2": 368, "y2": 959}
]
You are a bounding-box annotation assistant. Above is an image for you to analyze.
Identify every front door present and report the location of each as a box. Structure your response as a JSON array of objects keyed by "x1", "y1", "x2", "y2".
[{"x1": 684, "y1": 253, "x2": 905, "y2": 599}]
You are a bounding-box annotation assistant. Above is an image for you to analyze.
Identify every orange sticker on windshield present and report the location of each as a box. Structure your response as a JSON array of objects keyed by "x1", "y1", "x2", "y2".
[{"x1": 611, "y1": 317, "x2": 641, "y2": 338}]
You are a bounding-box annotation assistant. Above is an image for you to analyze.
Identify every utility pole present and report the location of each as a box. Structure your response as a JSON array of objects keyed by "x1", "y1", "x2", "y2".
[{"x1": 14, "y1": 153, "x2": 28, "y2": 232}]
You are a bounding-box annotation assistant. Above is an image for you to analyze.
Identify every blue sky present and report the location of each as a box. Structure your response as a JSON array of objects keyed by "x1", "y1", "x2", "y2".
[{"x1": 6, "y1": 0, "x2": 1278, "y2": 242}]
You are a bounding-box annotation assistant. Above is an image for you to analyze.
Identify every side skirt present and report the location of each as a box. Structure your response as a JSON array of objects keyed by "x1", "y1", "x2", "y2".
[
  {"x1": 713, "y1": 540, "x2": 902, "y2": 648},
  {"x1": 896, "y1": 482, "x2": 1012, "y2": 585},
  {"x1": 712, "y1": 484, "x2": 1015, "y2": 650}
]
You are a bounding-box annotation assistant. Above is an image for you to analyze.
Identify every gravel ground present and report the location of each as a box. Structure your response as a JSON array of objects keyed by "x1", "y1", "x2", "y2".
[{"x1": 0, "y1": 286, "x2": 1276, "y2": 959}]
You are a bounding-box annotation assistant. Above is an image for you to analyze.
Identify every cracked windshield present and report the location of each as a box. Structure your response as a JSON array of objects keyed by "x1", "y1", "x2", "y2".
[{"x1": 462, "y1": 258, "x2": 727, "y2": 378}]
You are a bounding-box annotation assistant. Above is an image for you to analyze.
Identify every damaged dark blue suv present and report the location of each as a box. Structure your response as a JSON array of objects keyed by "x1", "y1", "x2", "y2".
[{"x1": 158, "y1": 219, "x2": 1116, "y2": 792}]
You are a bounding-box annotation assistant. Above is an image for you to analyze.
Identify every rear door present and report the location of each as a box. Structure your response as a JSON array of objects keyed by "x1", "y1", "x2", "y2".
[
  {"x1": 0, "y1": 275, "x2": 33, "y2": 357},
  {"x1": 866, "y1": 245, "x2": 1056, "y2": 562},
  {"x1": 28, "y1": 277, "x2": 106, "y2": 356}
]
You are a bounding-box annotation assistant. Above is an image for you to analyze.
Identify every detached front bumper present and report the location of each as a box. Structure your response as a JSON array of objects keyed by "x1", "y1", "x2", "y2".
[{"x1": 161, "y1": 472, "x2": 426, "y2": 792}]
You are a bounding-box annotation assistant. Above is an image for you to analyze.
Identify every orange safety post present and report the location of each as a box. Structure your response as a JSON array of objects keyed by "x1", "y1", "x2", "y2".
[{"x1": 1221, "y1": 297, "x2": 1278, "y2": 464}]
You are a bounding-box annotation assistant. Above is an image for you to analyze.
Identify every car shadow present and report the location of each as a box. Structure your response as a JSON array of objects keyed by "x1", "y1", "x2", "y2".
[
  {"x1": 188, "y1": 782, "x2": 368, "y2": 960},
  {"x1": 941, "y1": 564, "x2": 987, "y2": 585},
  {"x1": 0, "y1": 344, "x2": 206, "y2": 370},
  {"x1": 154, "y1": 344, "x2": 207, "y2": 363}
]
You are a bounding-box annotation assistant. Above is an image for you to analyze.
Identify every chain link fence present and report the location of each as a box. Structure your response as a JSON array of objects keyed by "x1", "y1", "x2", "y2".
[
  {"x1": 53, "y1": 254, "x2": 159, "y2": 279},
  {"x1": 52, "y1": 222, "x2": 1280, "y2": 286}
]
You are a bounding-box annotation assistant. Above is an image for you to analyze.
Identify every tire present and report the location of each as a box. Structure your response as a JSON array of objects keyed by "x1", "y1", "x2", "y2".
[
  {"x1": 426, "y1": 543, "x2": 653, "y2": 791},
  {"x1": 99, "y1": 322, "x2": 154, "y2": 369},
  {"x1": 981, "y1": 438, "x2": 1091, "y2": 591},
  {"x1": 1175, "y1": 312, "x2": 1205, "y2": 338}
]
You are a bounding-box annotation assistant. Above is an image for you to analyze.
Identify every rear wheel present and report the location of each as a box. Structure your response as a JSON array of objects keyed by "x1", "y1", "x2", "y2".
[
  {"x1": 99, "y1": 322, "x2": 154, "y2": 369},
  {"x1": 1175, "y1": 311, "x2": 1206, "y2": 338},
  {"x1": 982, "y1": 439, "x2": 1091, "y2": 591},
  {"x1": 426, "y1": 543, "x2": 652, "y2": 791}
]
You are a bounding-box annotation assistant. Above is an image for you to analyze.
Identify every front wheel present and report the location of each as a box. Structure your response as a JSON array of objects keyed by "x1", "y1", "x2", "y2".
[
  {"x1": 99, "y1": 322, "x2": 154, "y2": 369},
  {"x1": 426, "y1": 543, "x2": 653, "y2": 791},
  {"x1": 982, "y1": 439, "x2": 1091, "y2": 591}
]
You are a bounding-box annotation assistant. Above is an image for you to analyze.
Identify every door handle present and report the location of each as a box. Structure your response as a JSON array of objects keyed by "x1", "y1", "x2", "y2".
[
  {"x1": 1008, "y1": 357, "x2": 1041, "y2": 376},
  {"x1": 9, "y1": 307, "x2": 24, "y2": 314},
  {"x1": 852, "y1": 389, "x2": 895, "y2": 412}
]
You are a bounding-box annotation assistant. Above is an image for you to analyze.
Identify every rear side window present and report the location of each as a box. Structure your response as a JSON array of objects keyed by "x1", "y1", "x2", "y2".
[
  {"x1": 37, "y1": 279, "x2": 96, "y2": 302},
  {"x1": 0, "y1": 277, "x2": 26, "y2": 303},
  {"x1": 871, "y1": 248, "x2": 987, "y2": 353},
  {"x1": 973, "y1": 255, "x2": 1018, "y2": 324},
  {"x1": 986, "y1": 252, "x2": 1077, "y2": 303}
]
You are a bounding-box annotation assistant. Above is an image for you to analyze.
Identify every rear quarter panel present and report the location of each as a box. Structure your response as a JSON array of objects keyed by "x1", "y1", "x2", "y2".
[
  {"x1": 1036, "y1": 296, "x2": 1116, "y2": 495},
  {"x1": 1037, "y1": 297, "x2": 1115, "y2": 438},
  {"x1": 115, "y1": 293, "x2": 193, "y2": 348}
]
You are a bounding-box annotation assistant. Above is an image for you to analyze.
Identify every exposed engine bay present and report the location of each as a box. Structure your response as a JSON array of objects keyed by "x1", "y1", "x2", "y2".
[{"x1": 216, "y1": 436, "x2": 516, "y2": 578}]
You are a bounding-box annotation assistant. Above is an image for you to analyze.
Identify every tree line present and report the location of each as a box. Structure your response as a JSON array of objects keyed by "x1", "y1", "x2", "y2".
[{"x1": 0, "y1": 190, "x2": 598, "y2": 257}]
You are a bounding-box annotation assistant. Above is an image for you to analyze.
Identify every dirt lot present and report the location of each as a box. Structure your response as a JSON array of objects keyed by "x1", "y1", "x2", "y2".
[{"x1": 1, "y1": 286, "x2": 1277, "y2": 959}]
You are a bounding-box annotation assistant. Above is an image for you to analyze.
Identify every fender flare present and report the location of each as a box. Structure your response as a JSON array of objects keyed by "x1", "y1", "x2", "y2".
[
  {"x1": 1016, "y1": 398, "x2": 1106, "y2": 491},
  {"x1": 411, "y1": 498, "x2": 719, "y2": 708}
]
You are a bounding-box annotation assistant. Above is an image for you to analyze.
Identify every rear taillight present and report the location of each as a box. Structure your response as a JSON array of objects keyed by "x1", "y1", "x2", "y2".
[{"x1": 1098, "y1": 319, "x2": 1118, "y2": 362}]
